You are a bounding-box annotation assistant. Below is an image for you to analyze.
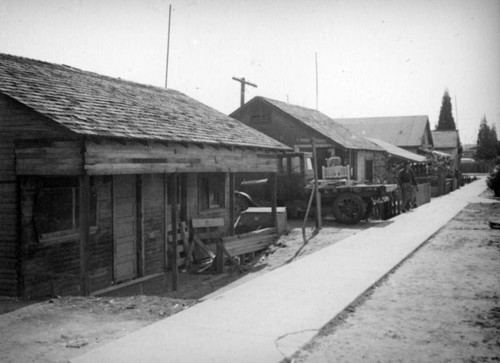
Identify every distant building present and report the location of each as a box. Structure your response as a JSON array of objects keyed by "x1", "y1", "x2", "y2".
[
  {"x1": 230, "y1": 96, "x2": 388, "y2": 182},
  {"x1": 335, "y1": 115, "x2": 434, "y2": 154},
  {"x1": 431, "y1": 130, "x2": 461, "y2": 172}
]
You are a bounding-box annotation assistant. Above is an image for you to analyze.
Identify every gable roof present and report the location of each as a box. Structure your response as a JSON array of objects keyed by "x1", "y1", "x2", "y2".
[
  {"x1": 0, "y1": 53, "x2": 289, "y2": 151},
  {"x1": 334, "y1": 115, "x2": 432, "y2": 148},
  {"x1": 368, "y1": 138, "x2": 427, "y2": 163},
  {"x1": 431, "y1": 130, "x2": 460, "y2": 149},
  {"x1": 239, "y1": 97, "x2": 382, "y2": 151}
]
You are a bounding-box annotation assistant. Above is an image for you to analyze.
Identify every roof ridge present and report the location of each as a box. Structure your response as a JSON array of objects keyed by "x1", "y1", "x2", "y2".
[{"x1": 0, "y1": 52, "x2": 180, "y2": 96}]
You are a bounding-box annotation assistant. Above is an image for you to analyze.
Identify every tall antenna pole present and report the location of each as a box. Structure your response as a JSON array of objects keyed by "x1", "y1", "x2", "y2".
[
  {"x1": 232, "y1": 77, "x2": 257, "y2": 107},
  {"x1": 454, "y1": 95, "x2": 459, "y2": 128},
  {"x1": 315, "y1": 52, "x2": 319, "y2": 110},
  {"x1": 165, "y1": 4, "x2": 172, "y2": 88}
]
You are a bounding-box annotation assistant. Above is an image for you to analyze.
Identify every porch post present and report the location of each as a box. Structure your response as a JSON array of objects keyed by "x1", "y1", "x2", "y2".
[
  {"x1": 269, "y1": 172, "x2": 278, "y2": 230},
  {"x1": 229, "y1": 172, "x2": 235, "y2": 236},
  {"x1": 79, "y1": 175, "x2": 90, "y2": 296},
  {"x1": 170, "y1": 173, "x2": 178, "y2": 291}
]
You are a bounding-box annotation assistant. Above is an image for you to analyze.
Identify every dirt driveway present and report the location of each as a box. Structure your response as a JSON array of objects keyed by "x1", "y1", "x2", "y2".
[
  {"x1": 0, "y1": 217, "x2": 371, "y2": 363},
  {"x1": 291, "y1": 194, "x2": 500, "y2": 362}
]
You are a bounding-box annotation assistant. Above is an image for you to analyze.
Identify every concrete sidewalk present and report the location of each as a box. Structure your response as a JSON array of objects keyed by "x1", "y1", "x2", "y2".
[{"x1": 73, "y1": 179, "x2": 488, "y2": 363}]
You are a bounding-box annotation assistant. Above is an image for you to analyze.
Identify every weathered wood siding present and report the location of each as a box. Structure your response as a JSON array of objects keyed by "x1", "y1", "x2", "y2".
[
  {"x1": 0, "y1": 94, "x2": 71, "y2": 139},
  {"x1": 0, "y1": 95, "x2": 82, "y2": 295},
  {"x1": 1, "y1": 94, "x2": 74, "y2": 296},
  {"x1": 85, "y1": 140, "x2": 279, "y2": 175},
  {"x1": 142, "y1": 174, "x2": 166, "y2": 275},
  {"x1": 18, "y1": 176, "x2": 114, "y2": 297},
  {"x1": 0, "y1": 173, "x2": 17, "y2": 295},
  {"x1": 88, "y1": 176, "x2": 113, "y2": 292},
  {"x1": 15, "y1": 140, "x2": 82, "y2": 175},
  {"x1": 19, "y1": 177, "x2": 81, "y2": 297},
  {"x1": 233, "y1": 102, "x2": 324, "y2": 148}
]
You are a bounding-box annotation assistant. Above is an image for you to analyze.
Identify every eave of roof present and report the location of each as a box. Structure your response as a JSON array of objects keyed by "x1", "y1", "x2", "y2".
[{"x1": 368, "y1": 138, "x2": 427, "y2": 163}]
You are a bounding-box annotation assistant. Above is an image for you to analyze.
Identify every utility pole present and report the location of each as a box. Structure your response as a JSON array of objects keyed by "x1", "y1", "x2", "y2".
[
  {"x1": 232, "y1": 77, "x2": 257, "y2": 107},
  {"x1": 165, "y1": 4, "x2": 172, "y2": 88},
  {"x1": 315, "y1": 52, "x2": 319, "y2": 110}
]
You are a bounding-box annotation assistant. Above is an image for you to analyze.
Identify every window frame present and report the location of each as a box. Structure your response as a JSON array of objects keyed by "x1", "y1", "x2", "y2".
[
  {"x1": 198, "y1": 173, "x2": 226, "y2": 212},
  {"x1": 35, "y1": 177, "x2": 98, "y2": 243}
]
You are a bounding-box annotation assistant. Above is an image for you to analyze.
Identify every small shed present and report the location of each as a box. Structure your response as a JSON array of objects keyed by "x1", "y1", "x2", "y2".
[
  {"x1": 336, "y1": 115, "x2": 434, "y2": 154},
  {"x1": 0, "y1": 53, "x2": 289, "y2": 297},
  {"x1": 230, "y1": 96, "x2": 387, "y2": 183}
]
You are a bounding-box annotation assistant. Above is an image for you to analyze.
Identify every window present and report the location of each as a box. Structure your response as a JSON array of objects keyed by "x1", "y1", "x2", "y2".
[
  {"x1": 199, "y1": 173, "x2": 225, "y2": 211},
  {"x1": 34, "y1": 177, "x2": 97, "y2": 241}
]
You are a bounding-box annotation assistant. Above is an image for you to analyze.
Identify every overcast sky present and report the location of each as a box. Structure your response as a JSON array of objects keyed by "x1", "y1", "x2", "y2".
[{"x1": 1, "y1": 0, "x2": 499, "y2": 145}]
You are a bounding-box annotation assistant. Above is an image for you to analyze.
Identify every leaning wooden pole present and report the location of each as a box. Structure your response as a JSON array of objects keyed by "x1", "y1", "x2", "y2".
[
  {"x1": 312, "y1": 138, "x2": 322, "y2": 229},
  {"x1": 302, "y1": 183, "x2": 316, "y2": 243}
]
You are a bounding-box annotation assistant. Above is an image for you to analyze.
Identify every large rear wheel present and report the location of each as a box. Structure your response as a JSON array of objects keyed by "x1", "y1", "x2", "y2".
[{"x1": 332, "y1": 193, "x2": 366, "y2": 224}]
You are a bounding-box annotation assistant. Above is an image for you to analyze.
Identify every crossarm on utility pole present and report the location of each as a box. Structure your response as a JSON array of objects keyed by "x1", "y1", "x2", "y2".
[{"x1": 232, "y1": 77, "x2": 257, "y2": 107}]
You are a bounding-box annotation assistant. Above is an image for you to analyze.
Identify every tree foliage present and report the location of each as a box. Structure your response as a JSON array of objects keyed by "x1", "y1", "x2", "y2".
[
  {"x1": 476, "y1": 116, "x2": 498, "y2": 160},
  {"x1": 436, "y1": 89, "x2": 456, "y2": 130}
]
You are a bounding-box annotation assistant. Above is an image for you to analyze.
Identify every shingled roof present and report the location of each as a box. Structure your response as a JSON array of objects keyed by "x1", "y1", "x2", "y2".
[
  {"x1": 335, "y1": 115, "x2": 432, "y2": 148},
  {"x1": 252, "y1": 97, "x2": 382, "y2": 151},
  {"x1": 0, "y1": 53, "x2": 289, "y2": 151}
]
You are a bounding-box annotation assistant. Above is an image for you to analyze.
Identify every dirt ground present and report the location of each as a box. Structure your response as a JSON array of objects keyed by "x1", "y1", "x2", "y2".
[
  {"x1": 0, "y1": 217, "x2": 372, "y2": 363},
  {"x1": 291, "y1": 192, "x2": 500, "y2": 362}
]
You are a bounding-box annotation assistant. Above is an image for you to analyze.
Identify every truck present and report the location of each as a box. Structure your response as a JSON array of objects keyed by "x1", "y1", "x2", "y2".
[{"x1": 235, "y1": 152, "x2": 399, "y2": 224}]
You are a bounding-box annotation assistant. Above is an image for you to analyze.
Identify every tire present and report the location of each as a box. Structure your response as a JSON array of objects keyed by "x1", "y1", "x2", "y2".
[
  {"x1": 234, "y1": 194, "x2": 250, "y2": 217},
  {"x1": 332, "y1": 193, "x2": 366, "y2": 224}
]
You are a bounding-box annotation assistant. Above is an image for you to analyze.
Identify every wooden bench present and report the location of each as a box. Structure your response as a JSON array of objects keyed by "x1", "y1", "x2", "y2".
[{"x1": 215, "y1": 227, "x2": 278, "y2": 272}]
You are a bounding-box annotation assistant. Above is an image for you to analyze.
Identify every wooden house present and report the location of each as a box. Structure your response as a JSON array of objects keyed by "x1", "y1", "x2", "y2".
[
  {"x1": 230, "y1": 97, "x2": 387, "y2": 183},
  {"x1": 0, "y1": 53, "x2": 289, "y2": 297},
  {"x1": 335, "y1": 115, "x2": 434, "y2": 154}
]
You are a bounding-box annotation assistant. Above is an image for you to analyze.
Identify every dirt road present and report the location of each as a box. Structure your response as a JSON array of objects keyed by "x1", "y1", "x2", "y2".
[{"x1": 291, "y1": 197, "x2": 500, "y2": 362}]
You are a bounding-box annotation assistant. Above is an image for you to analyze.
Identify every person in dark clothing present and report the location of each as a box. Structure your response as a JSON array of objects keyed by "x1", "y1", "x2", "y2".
[{"x1": 398, "y1": 162, "x2": 418, "y2": 212}]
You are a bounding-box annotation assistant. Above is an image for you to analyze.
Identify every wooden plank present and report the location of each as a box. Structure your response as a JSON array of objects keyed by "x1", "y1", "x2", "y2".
[
  {"x1": 179, "y1": 222, "x2": 191, "y2": 267},
  {"x1": 192, "y1": 236, "x2": 216, "y2": 259},
  {"x1": 222, "y1": 227, "x2": 276, "y2": 242},
  {"x1": 192, "y1": 218, "x2": 225, "y2": 228}
]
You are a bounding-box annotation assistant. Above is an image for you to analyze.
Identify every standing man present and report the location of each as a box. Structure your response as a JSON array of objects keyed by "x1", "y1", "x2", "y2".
[{"x1": 398, "y1": 162, "x2": 418, "y2": 212}]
